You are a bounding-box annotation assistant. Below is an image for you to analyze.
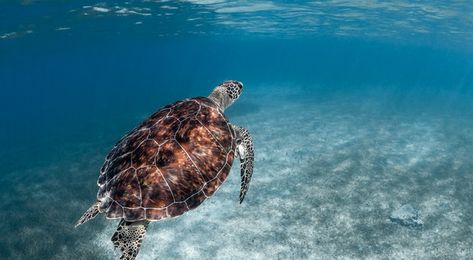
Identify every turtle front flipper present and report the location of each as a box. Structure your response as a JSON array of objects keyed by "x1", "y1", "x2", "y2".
[
  {"x1": 112, "y1": 219, "x2": 149, "y2": 260},
  {"x1": 233, "y1": 125, "x2": 255, "y2": 203}
]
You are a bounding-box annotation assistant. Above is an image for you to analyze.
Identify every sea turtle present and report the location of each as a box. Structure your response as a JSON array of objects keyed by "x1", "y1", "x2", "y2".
[{"x1": 76, "y1": 80, "x2": 254, "y2": 260}]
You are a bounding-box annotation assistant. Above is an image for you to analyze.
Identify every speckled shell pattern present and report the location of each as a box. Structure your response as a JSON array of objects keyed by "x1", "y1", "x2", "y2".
[{"x1": 96, "y1": 97, "x2": 236, "y2": 221}]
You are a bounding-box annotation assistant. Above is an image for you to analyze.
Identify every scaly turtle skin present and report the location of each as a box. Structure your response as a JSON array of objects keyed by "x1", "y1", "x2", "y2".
[
  {"x1": 97, "y1": 97, "x2": 237, "y2": 221},
  {"x1": 76, "y1": 80, "x2": 255, "y2": 260}
]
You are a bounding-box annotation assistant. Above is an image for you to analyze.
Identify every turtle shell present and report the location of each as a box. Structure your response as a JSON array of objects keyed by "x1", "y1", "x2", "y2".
[{"x1": 96, "y1": 97, "x2": 236, "y2": 221}]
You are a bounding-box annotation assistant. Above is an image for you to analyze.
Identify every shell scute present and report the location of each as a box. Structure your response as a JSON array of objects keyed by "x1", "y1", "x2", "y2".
[
  {"x1": 203, "y1": 178, "x2": 220, "y2": 197},
  {"x1": 160, "y1": 140, "x2": 206, "y2": 202},
  {"x1": 116, "y1": 129, "x2": 149, "y2": 154},
  {"x1": 131, "y1": 139, "x2": 159, "y2": 168},
  {"x1": 123, "y1": 207, "x2": 145, "y2": 221},
  {"x1": 145, "y1": 208, "x2": 167, "y2": 220},
  {"x1": 101, "y1": 152, "x2": 132, "y2": 186},
  {"x1": 180, "y1": 123, "x2": 228, "y2": 182},
  {"x1": 155, "y1": 141, "x2": 176, "y2": 168},
  {"x1": 106, "y1": 201, "x2": 123, "y2": 219},
  {"x1": 167, "y1": 202, "x2": 188, "y2": 216},
  {"x1": 144, "y1": 107, "x2": 171, "y2": 126},
  {"x1": 150, "y1": 116, "x2": 179, "y2": 142},
  {"x1": 186, "y1": 190, "x2": 207, "y2": 210},
  {"x1": 137, "y1": 166, "x2": 174, "y2": 208},
  {"x1": 171, "y1": 100, "x2": 200, "y2": 119},
  {"x1": 108, "y1": 168, "x2": 141, "y2": 208}
]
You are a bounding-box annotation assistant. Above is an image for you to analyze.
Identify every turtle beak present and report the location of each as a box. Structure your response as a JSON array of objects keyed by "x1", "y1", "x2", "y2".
[{"x1": 235, "y1": 81, "x2": 243, "y2": 94}]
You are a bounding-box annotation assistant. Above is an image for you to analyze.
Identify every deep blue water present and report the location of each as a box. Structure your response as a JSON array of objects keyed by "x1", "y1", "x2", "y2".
[{"x1": 1, "y1": 1, "x2": 473, "y2": 259}]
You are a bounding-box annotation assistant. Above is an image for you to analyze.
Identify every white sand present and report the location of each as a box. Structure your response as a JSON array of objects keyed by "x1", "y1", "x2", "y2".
[{"x1": 89, "y1": 85, "x2": 473, "y2": 259}]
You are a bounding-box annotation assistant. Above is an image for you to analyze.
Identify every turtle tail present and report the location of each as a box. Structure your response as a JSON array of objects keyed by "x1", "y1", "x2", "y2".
[{"x1": 75, "y1": 201, "x2": 100, "y2": 228}]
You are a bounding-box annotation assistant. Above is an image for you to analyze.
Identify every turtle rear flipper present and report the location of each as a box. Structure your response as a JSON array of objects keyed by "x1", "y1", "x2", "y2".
[
  {"x1": 75, "y1": 201, "x2": 100, "y2": 228},
  {"x1": 112, "y1": 219, "x2": 150, "y2": 260}
]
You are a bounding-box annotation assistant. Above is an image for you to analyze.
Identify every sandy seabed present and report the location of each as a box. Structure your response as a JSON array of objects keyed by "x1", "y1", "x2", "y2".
[
  {"x1": 91, "y1": 86, "x2": 473, "y2": 259},
  {"x1": 2, "y1": 85, "x2": 472, "y2": 259}
]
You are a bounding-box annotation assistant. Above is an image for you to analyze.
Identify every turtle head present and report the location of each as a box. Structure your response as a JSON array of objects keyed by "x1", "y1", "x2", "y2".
[{"x1": 208, "y1": 80, "x2": 243, "y2": 111}]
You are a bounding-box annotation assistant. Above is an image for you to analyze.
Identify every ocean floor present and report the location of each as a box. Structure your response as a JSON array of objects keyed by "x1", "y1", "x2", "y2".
[{"x1": 1, "y1": 84, "x2": 472, "y2": 259}]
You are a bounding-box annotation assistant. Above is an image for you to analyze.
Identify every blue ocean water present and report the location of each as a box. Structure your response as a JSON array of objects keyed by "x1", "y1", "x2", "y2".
[{"x1": 1, "y1": 1, "x2": 473, "y2": 259}]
